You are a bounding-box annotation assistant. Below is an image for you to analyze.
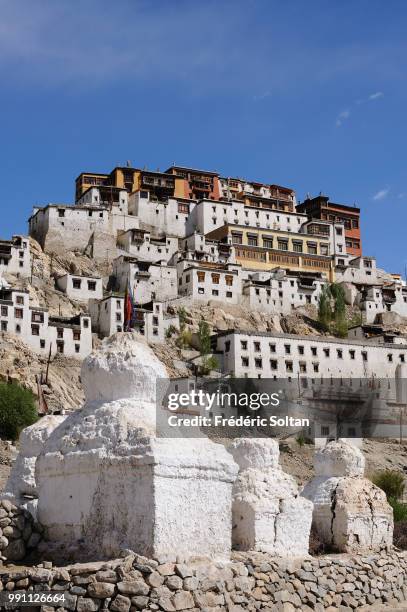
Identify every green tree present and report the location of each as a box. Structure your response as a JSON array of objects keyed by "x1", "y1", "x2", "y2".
[
  {"x1": 318, "y1": 285, "x2": 332, "y2": 331},
  {"x1": 330, "y1": 283, "x2": 348, "y2": 338},
  {"x1": 0, "y1": 382, "x2": 38, "y2": 441},
  {"x1": 178, "y1": 307, "x2": 188, "y2": 331},
  {"x1": 198, "y1": 320, "x2": 211, "y2": 356}
]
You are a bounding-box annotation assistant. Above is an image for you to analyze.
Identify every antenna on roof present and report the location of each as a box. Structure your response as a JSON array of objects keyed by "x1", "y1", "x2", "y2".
[{"x1": 126, "y1": 160, "x2": 131, "y2": 167}]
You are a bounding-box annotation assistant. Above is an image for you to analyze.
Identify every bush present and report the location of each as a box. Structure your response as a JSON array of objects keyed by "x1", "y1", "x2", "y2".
[
  {"x1": 175, "y1": 328, "x2": 193, "y2": 349},
  {"x1": 199, "y1": 355, "x2": 219, "y2": 375},
  {"x1": 389, "y1": 497, "x2": 407, "y2": 522},
  {"x1": 0, "y1": 382, "x2": 38, "y2": 441},
  {"x1": 394, "y1": 521, "x2": 407, "y2": 550},
  {"x1": 372, "y1": 469, "x2": 405, "y2": 501},
  {"x1": 165, "y1": 324, "x2": 178, "y2": 339}
]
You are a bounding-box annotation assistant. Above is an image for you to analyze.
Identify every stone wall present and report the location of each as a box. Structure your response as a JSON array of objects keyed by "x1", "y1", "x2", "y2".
[{"x1": 1, "y1": 550, "x2": 406, "y2": 611}]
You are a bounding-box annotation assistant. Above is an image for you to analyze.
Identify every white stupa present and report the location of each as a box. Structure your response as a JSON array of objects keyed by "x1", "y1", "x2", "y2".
[{"x1": 35, "y1": 333, "x2": 238, "y2": 561}]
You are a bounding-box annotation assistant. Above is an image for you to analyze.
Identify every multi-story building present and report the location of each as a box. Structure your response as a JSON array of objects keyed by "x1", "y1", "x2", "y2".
[
  {"x1": 205, "y1": 223, "x2": 335, "y2": 280},
  {"x1": 56, "y1": 273, "x2": 103, "y2": 302},
  {"x1": 176, "y1": 259, "x2": 242, "y2": 304},
  {"x1": 132, "y1": 301, "x2": 179, "y2": 343},
  {"x1": 0, "y1": 285, "x2": 92, "y2": 358},
  {"x1": 0, "y1": 235, "x2": 31, "y2": 278},
  {"x1": 215, "y1": 330, "x2": 406, "y2": 379},
  {"x1": 297, "y1": 194, "x2": 362, "y2": 257},
  {"x1": 112, "y1": 256, "x2": 178, "y2": 304},
  {"x1": 117, "y1": 229, "x2": 179, "y2": 263},
  {"x1": 88, "y1": 295, "x2": 124, "y2": 336}
]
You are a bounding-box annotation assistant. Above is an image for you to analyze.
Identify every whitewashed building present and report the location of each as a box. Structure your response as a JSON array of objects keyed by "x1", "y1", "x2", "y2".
[
  {"x1": 0, "y1": 235, "x2": 31, "y2": 278},
  {"x1": 88, "y1": 295, "x2": 124, "y2": 336},
  {"x1": 215, "y1": 330, "x2": 407, "y2": 379},
  {"x1": 56, "y1": 273, "x2": 103, "y2": 302},
  {"x1": 132, "y1": 301, "x2": 179, "y2": 343},
  {"x1": 117, "y1": 229, "x2": 179, "y2": 263},
  {"x1": 242, "y1": 268, "x2": 327, "y2": 314},
  {"x1": 177, "y1": 259, "x2": 242, "y2": 304},
  {"x1": 128, "y1": 192, "x2": 195, "y2": 237},
  {"x1": 0, "y1": 286, "x2": 92, "y2": 358},
  {"x1": 112, "y1": 256, "x2": 177, "y2": 304}
]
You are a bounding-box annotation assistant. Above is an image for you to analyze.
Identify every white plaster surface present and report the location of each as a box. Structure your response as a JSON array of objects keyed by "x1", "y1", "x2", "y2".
[
  {"x1": 230, "y1": 438, "x2": 313, "y2": 556},
  {"x1": 36, "y1": 333, "x2": 238, "y2": 561},
  {"x1": 302, "y1": 439, "x2": 393, "y2": 552},
  {"x1": 2, "y1": 414, "x2": 66, "y2": 505}
]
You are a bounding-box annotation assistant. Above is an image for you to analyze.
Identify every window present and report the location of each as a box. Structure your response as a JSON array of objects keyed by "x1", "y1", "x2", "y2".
[
  {"x1": 31, "y1": 325, "x2": 39, "y2": 336},
  {"x1": 278, "y1": 240, "x2": 288, "y2": 251},
  {"x1": 75, "y1": 344, "x2": 80, "y2": 353},
  {"x1": 211, "y1": 273, "x2": 220, "y2": 285},
  {"x1": 298, "y1": 345, "x2": 304, "y2": 355},
  {"x1": 241, "y1": 340, "x2": 248, "y2": 350},
  {"x1": 212, "y1": 290, "x2": 219, "y2": 296},
  {"x1": 255, "y1": 358, "x2": 262, "y2": 369},
  {"x1": 362, "y1": 351, "x2": 368, "y2": 361},
  {"x1": 40, "y1": 339, "x2": 45, "y2": 349},
  {"x1": 225, "y1": 275, "x2": 233, "y2": 286},
  {"x1": 311, "y1": 347, "x2": 317, "y2": 356},
  {"x1": 320, "y1": 244, "x2": 329, "y2": 256},
  {"x1": 313, "y1": 363, "x2": 319, "y2": 373},
  {"x1": 387, "y1": 354, "x2": 393, "y2": 362},
  {"x1": 335, "y1": 227, "x2": 343, "y2": 235},
  {"x1": 1, "y1": 306, "x2": 7, "y2": 316},
  {"x1": 1, "y1": 321, "x2": 7, "y2": 331},
  {"x1": 337, "y1": 349, "x2": 343, "y2": 359},
  {"x1": 197, "y1": 271, "x2": 205, "y2": 283},
  {"x1": 307, "y1": 242, "x2": 317, "y2": 255},
  {"x1": 58, "y1": 209, "x2": 65, "y2": 218},
  {"x1": 232, "y1": 233, "x2": 243, "y2": 245},
  {"x1": 321, "y1": 426, "x2": 330, "y2": 436},
  {"x1": 285, "y1": 361, "x2": 293, "y2": 372},
  {"x1": 254, "y1": 341, "x2": 261, "y2": 352},
  {"x1": 14, "y1": 308, "x2": 23, "y2": 319},
  {"x1": 284, "y1": 344, "x2": 291, "y2": 354},
  {"x1": 293, "y1": 241, "x2": 303, "y2": 253},
  {"x1": 88, "y1": 281, "x2": 97, "y2": 291},
  {"x1": 57, "y1": 328, "x2": 64, "y2": 339},
  {"x1": 57, "y1": 341, "x2": 64, "y2": 354},
  {"x1": 263, "y1": 237, "x2": 273, "y2": 249},
  {"x1": 198, "y1": 287, "x2": 204, "y2": 294},
  {"x1": 116, "y1": 300, "x2": 121, "y2": 309},
  {"x1": 349, "y1": 350, "x2": 355, "y2": 359},
  {"x1": 73, "y1": 278, "x2": 82, "y2": 289},
  {"x1": 270, "y1": 359, "x2": 278, "y2": 370},
  {"x1": 83, "y1": 319, "x2": 89, "y2": 328},
  {"x1": 400, "y1": 355, "x2": 405, "y2": 363},
  {"x1": 226, "y1": 291, "x2": 233, "y2": 298},
  {"x1": 299, "y1": 362, "x2": 307, "y2": 373},
  {"x1": 247, "y1": 235, "x2": 258, "y2": 247},
  {"x1": 225, "y1": 341, "x2": 230, "y2": 352},
  {"x1": 16, "y1": 295, "x2": 24, "y2": 305},
  {"x1": 15, "y1": 324, "x2": 21, "y2": 333},
  {"x1": 269, "y1": 343, "x2": 276, "y2": 353},
  {"x1": 73, "y1": 331, "x2": 81, "y2": 341},
  {"x1": 241, "y1": 357, "x2": 249, "y2": 367},
  {"x1": 32, "y1": 312, "x2": 44, "y2": 323}
]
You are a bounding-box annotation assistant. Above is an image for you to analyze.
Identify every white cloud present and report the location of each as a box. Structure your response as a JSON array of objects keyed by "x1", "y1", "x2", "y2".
[
  {"x1": 253, "y1": 91, "x2": 272, "y2": 101},
  {"x1": 373, "y1": 188, "x2": 390, "y2": 201},
  {"x1": 369, "y1": 91, "x2": 384, "y2": 100},
  {"x1": 336, "y1": 110, "x2": 350, "y2": 127}
]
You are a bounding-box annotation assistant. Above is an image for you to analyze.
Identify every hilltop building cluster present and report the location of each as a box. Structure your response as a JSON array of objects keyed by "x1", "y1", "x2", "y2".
[{"x1": 1, "y1": 162, "x2": 406, "y2": 369}]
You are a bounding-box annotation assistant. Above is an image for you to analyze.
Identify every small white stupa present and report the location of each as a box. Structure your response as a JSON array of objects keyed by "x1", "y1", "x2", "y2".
[
  {"x1": 35, "y1": 333, "x2": 238, "y2": 561},
  {"x1": 302, "y1": 440, "x2": 393, "y2": 552},
  {"x1": 230, "y1": 438, "x2": 313, "y2": 556}
]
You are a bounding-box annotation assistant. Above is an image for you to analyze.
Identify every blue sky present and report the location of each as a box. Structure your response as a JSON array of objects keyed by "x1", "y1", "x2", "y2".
[{"x1": 0, "y1": 0, "x2": 406, "y2": 273}]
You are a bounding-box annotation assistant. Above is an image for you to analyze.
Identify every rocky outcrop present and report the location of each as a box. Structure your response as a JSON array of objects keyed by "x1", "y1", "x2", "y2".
[
  {"x1": 230, "y1": 438, "x2": 313, "y2": 556},
  {"x1": 302, "y1": 440, "x2": 393, "y2": 553}
]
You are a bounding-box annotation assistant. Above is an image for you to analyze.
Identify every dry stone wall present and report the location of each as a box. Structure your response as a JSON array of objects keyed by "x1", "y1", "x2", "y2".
[{"x1": 0, "y1": 551, "x2": 406, "y2": 611}]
